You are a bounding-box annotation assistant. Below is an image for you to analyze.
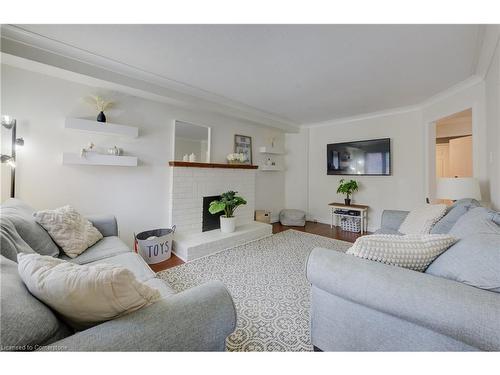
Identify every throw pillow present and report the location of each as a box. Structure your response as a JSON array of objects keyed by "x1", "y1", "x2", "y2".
[
  {"x1": 398, "y1": 204, "x2": 447, "y2": 234},
  {"x1": 1, "y1": 198, "x2": 60, "y2": 257},
  {"x1": 0, "y1": 217, "x2": 36, "y2": 262},
  {"x1": 448, "y1": 207, "x2": 500, "y2": 239},
  {"x1": 346, "y1": 234, "x2": 457, "y2": 272},
  {"x1": 426, "y1": 234, "x2": 500, "y2": 293},
  {"x1": 430, "y1": 198, "x2": 480, "y2": 234},
  {"x1": 33, "y1": 205, "x2": 103, "y2": 258},
  {"x1": 17, "y1": 253, "x2": 160, "y2": 330},
  {"x1": 0, "y1": 255, "x2": 68, "y2": 350}
]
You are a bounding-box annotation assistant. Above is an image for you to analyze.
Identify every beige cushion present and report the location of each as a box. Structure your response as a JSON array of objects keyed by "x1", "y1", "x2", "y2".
[
  {"x1": 399, "y1": 204, "x2": 447, "y2": 234},
  {"x1": 346, "y1": 234, "x2": 456, "y2": 272},
  {"x1": 34, "y1": 205, "x2": 103, "y2": 258},
  {"x1": 17, "y1": 253, "x2": 160, "y2": 330}
]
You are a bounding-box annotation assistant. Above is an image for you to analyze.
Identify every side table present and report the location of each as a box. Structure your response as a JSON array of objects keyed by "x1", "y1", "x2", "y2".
[{"x1": 328, "y1": 202, "x2": 369, "y2": 234}]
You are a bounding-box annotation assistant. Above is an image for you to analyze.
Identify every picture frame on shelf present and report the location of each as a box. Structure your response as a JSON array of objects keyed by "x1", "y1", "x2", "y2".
[{"x1": 234, "y1": 134, "x2": 253, "y2": 164}]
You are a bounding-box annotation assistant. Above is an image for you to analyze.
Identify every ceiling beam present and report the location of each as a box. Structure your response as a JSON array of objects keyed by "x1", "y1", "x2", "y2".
[{"x1": 0, "y1": 25, "x2": 300, "y2": 133}]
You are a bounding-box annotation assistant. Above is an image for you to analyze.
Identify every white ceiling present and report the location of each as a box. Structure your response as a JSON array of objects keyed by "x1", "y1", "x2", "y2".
[{"x1": 10, "y1": 24, "x2": 483, "y2": 124}]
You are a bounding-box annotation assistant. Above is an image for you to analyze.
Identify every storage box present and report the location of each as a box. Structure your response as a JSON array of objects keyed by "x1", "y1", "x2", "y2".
[
  {"x1": 340, "y1": 216, "x2": 361, "y2": 233},
  {"x1": 255, "y1": 210, "x2": 271, "y2": 223},
  {"x1": 134, "y1": 226, "x2": 176, "y2": 264}
]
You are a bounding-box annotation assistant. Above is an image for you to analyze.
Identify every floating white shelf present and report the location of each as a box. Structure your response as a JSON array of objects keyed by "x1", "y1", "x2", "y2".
[
  {"x1": 65, "y1": 118, "x2": 139, "y2": 138},
  {"x1": 260, "y1": 165, "x2": 283, "y2": 171},
  {"x1": 259, "y1": 146, "x2": 284, "y2": 155},
  {"x1": 63, "y1": 153, "x2": 138, "y2": 167}
]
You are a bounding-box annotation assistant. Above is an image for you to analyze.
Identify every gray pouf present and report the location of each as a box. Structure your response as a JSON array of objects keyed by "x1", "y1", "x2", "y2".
[{"x1": 279, "y1": 209, "x2": 306, "y2": 226}]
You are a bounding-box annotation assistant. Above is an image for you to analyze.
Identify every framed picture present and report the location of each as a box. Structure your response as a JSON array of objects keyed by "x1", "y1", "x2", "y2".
[{"x1": 234, "y1": 134, "x2": 253, "y2": 164}]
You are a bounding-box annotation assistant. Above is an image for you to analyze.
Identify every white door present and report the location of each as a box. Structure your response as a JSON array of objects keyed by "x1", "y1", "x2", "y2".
[
  {"x1": 449, "y1": 135, "x2": 473, "y2": 177},
  {"x1": 436, "y1": 143, "x2": 451, "y2": 178}
]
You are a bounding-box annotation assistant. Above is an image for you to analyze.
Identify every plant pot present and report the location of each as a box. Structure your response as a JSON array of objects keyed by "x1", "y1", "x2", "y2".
[
  {"x1": 220, "y1": 216, "x2": 236, "y2": 233},
  {"x1": 97, "y1": 111, "x2": 106, "y2": 123},
  {"x1": 344, "y1": 198, "x2": 351, "y2": 205}
]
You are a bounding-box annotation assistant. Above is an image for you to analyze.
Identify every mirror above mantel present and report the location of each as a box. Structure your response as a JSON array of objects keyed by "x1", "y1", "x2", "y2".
[{"x1": 174, "y1": 120, "x2": 211, "y2": 163}]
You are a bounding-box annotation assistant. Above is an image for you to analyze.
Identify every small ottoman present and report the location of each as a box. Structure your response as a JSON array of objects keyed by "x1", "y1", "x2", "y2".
[{"x1": 279, "y1": 209, "x2": 306, "y2": 227}]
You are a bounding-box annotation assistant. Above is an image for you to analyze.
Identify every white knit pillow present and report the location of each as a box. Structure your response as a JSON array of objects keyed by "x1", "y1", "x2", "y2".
[
  {"x1": 33, "y1": 205, "x2": 103, "y2": 258},
  {"x1": 346, "y1": 234, "x2": 456, "y2": 272},
  {"x1": 17, "y1": 253, "x2": 160, "y2": 329},
  {"x1": 399, "y1": 204, "x2": 447, "y2": 234}
]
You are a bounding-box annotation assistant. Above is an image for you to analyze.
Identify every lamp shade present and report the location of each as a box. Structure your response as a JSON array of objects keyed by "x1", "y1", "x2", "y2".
[{"x1": 436, "y1": 178, "x2": 481, "y2": 201}]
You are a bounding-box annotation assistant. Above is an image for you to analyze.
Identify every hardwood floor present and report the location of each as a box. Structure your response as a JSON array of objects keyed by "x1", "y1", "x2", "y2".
[
  {"x1": 149, "y1": 221, "x2": 367, "y2": 273},
  {"x1": 272, "y1": 221, "x2": 367, "y2": 243},
  {"x1": 149, "y1": 253, "x2": 184, "y2": 273}
]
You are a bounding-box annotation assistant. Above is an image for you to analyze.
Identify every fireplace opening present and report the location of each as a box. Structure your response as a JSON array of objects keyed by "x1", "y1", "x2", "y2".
[{"x1": 202, "y1": 195, "x2": 223, "y2": 232}]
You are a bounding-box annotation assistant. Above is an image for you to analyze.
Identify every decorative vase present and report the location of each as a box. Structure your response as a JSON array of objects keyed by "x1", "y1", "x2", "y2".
[
  {"x1": 107, "y1": 146, "x2": 122, "y2": 156},
  {"x1": 220, "y1": 216, "x2": 236, "y2": 233},
  {"x1": 97, "y1": 111, "x2": 106, "y2": 123},
  {"x1": 344, "y1": 198, "x2": 351, "y2": 205}
]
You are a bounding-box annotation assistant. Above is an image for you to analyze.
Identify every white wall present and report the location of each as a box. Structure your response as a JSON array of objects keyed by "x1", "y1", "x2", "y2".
[
  {"x1": 485, "y1": 40, "x2": 500, "y2": 209},
  {"x1": 303, "y1": 110, "x2": 425, "y2": 232},
  {"x1": 284, "y1": 128, "x2": 309, "y2": 214},
  {"x1": 1, "y1": 64, "x2": 286, "y2": 244},
  {"x1": 285, "y1": 79, "x2": 491, "y2": 231}
]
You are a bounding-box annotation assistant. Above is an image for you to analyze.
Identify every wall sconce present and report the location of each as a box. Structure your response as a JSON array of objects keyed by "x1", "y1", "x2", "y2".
[
  {"x1": 1, "y1": 115, "x2": 24, "y2": 198},
  {"x1": 0, "y1": 155, "x2": 16, "y2": 168},
  {"x1": 1, "y1": 115, "x2": 15, "y2": 129}
]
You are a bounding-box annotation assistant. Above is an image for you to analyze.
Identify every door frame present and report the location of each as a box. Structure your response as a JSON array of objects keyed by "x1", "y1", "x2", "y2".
[{"x1": 424, "y1": 104, "x2": 479, "y2": 202}]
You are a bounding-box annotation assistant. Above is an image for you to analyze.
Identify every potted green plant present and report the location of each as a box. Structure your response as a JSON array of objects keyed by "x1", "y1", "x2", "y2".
[
  {"x1": 208, "y1": 191, "x2": 247, "y2": 233},
  {"x1": 336, "y1": 179, "x2": 359, "y2": 205}
]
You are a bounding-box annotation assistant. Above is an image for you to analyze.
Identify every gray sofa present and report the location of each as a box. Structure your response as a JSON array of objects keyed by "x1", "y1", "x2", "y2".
[
  {"x1": 1, "y1": 199, "x2": 236, "y2": 351},
  {"x1": 307, "y1": 199, "x2": 500, "y2": 351}
]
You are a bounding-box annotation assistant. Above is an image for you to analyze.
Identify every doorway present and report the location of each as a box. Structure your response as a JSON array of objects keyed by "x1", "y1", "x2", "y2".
[{"x1": 434, "y1": 108, "x2": 473, "y2": 203}]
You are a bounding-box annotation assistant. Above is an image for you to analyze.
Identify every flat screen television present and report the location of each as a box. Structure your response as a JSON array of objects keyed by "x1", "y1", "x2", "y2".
[{"x1": 327, "y1": 138, "x2": 391, "y2": 176}]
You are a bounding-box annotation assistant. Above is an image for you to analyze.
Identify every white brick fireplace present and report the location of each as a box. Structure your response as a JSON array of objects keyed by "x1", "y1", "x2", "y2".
[
  {"x1": 168, "y1": 163, "x2": 272, "y2": 261},
  {"x1": 169, "y1": 166, "x2": 255, "y2": 234}
]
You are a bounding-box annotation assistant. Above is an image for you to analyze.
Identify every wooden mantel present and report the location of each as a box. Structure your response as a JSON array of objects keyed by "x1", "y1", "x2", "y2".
[{"x1": 169, "y1": 161, "x2": 258, "y2": 169}]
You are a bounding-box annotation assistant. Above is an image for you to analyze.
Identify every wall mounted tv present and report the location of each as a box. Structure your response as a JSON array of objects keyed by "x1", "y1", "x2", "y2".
[{"x1": 327, "y1": 138, "x2": 391, "y2": 176}]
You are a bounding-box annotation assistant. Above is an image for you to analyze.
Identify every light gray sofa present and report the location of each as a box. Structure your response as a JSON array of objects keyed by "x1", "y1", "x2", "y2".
[
  {"x1": 1, "y1": 199, "x2": 236, "y2": 351},
  {"x1": 307, "y1": 199, "x2": 500, "y2": 351}
]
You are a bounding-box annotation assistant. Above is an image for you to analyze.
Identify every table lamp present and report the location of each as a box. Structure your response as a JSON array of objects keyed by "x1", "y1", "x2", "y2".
[{"x1": 436, "y1": 177, "x2": 481, "y2": 202}]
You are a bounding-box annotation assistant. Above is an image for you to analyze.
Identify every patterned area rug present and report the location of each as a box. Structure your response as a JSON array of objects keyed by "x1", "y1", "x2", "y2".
[{"x1": 157, "y1": 230, "x2": 351, "y2": 351}]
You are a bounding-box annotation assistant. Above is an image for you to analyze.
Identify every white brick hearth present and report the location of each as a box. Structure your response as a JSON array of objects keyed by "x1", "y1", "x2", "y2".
[
  {"x1": 169, "y1": 165, "x2": 272, "y2": 261},
  {"x1": 173, "y1": 221, "x2": 272, "y2": 261}
]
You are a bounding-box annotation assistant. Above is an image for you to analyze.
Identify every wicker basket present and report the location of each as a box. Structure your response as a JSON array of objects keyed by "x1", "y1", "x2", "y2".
[{"x1": 340, "y1": 216, "x2": 361, "y2": 233}]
